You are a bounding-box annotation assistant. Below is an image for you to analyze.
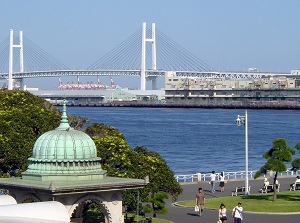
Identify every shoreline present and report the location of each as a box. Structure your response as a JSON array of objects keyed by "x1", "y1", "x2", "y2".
[{"x1": 59, "y1": 102, "x2": 300, "y2": 110}]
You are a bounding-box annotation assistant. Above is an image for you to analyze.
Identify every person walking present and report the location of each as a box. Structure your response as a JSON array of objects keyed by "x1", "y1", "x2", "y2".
[
  {"x1": 219, "y1": 171, "x2": 225, "y2": 192},
  {"x1": 195, "y1": 187, "x2": 205, "y2": 216},
  {"x1": 209, "y1": 170, "x2": 216, "y2": 193},
  {"x1": 218, "y1": 203, "x2": 227, "y2": 223},
  {"x1": 232, "y1": 202, "x2": 243, "y2": 223}
]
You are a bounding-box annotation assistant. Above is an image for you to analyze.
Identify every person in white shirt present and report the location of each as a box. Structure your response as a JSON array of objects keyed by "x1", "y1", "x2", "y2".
[
  {"x1": 263, "y1": 178, "x2": 270, "y2": 187},
  {"x1": 232, "y1": 202, "x2": 243, "y2": 223},
  {"x1": 290, "y1": 176, "x2": 300, "y2": 190},
  {"x1": 219, "y1": 171, "x2": 225, "y2": 192},
  {"x1": 218, "y1": 203, "x2": 227, "y2": 223},
  {"x1": 209, "y1": 170, "x2": 216, "y2": 193}
]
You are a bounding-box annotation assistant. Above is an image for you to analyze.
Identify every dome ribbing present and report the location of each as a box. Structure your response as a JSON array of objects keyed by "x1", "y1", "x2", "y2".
[{"x1": 22, "y1": 100, "x2": 106, "y2": 181}]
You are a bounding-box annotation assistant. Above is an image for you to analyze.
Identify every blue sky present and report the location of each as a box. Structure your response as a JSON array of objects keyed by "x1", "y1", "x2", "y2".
[{"x1": 1, "y1": 0, "x2": 300, "y2": 90}]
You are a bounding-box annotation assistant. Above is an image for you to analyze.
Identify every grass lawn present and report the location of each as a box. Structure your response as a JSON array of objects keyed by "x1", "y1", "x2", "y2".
[
  {"x1": 125, "y1": 214, "x2": 171, "y2": 223},
  {"x1": 177, "y1": 190, "x2": 300, "y2": 213}
]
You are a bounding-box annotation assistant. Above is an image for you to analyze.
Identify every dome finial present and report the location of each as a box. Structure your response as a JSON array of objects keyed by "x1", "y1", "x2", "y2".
[{"x1": 56, "y1": 99, "x2": 73, "y2": 130}]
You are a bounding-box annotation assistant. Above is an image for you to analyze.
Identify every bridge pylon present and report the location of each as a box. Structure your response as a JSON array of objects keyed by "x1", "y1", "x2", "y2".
[
  {"x1": 8, "y1": 29, "x2": 24, "y2": 90},
  {"x1": 141, "y1": 22, "x2": 157, "y2": 90}
]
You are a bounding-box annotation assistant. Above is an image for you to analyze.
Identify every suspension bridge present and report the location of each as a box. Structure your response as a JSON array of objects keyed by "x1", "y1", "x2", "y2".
[{"x1": 0, "y1": 23, "x2": 290, "y2": 91}]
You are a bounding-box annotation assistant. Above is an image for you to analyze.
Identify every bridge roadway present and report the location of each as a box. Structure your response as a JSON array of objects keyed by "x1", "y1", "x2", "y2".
[
  {"x1": 0, "y1": 69, "x2": 290, "y2": 80},
  {"x1": 157, "y1": 176, "x2": 300, "y2": 223}
]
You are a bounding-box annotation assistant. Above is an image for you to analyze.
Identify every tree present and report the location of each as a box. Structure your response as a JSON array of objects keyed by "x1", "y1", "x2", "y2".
[
  {"x1": 254, "y1": 138, "x2": 294, "y2": 201},
  {"x1": 85, "y1": 124, "x2": 182, "y2": 215},
  {"x1": 0, "y1": 90, "x2": 182, "y2": 216},
  {"x1": 147, "y1": 191, "x2": 168, "y2": 217},
  {"x1": 131, "y1": 146, "x2": 182, "y2": 202},
  {"x1": 0, "y1": 90, "x2": 61, "y2": 175},
  {"x1": 291, "y1": 142, "x2": 300, "y2": 171},
  {"x1": 0, "y1": 89, "x2": 88, "y2": 176}
]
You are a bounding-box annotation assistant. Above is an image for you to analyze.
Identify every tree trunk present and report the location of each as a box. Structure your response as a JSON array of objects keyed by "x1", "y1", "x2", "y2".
[{"x1": 273, "y1": 172, "x2": 278, "y2": 201}]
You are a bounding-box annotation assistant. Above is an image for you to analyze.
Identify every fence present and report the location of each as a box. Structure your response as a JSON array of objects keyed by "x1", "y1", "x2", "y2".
[{"x1": 174, "y1": 169, "x2": 300, "y2": 183}]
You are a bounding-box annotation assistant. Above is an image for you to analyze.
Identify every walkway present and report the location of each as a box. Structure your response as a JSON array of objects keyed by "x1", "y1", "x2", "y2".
[{"x1": 158, "y1": 176, "x2": 300, "y2": 223}]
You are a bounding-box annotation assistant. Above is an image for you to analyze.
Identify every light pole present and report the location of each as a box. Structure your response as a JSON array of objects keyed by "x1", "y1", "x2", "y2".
[{"x1": 236, "y1": 110, "x2": 249, "y2": 197}]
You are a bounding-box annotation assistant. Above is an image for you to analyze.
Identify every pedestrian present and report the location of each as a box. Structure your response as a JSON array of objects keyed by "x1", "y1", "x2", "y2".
[
  {"x1": 209, "y1": 170, "x2": 216, "y2": 193},
  {"x1": 232, "y1": 202, "x2": 243, "y2": 223},
  {"x1": 195, "y1": 187, "x2": 205, "y2": 216},
  {"x1": 289, "y1": 176, "x2": 300, "y2": 191},
  {"x1": 263, "y1": 178, "x2": 270, "y2": 187},
  {"x1": 219, "y1": 171, "x2": 225, "y2": 192},
  {"x1": 218, "y1": 203, "x2": 227, "y2": 223}
]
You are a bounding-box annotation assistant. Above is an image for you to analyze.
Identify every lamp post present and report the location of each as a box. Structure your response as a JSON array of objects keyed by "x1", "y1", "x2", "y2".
[{"x1": 236, "y1": 110, "x2": 249, "y2": 197}]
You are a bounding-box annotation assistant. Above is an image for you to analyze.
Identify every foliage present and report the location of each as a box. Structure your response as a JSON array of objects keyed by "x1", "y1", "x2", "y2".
[
  {"x1": 0, "y1": 89, "x2": 61, "y2": 175},
  {"x1": 0, "y1": 90, "x2": 181, "y2": 219},
  {"x1": 125, "y1": 213, "x2": 171, "y2": 223},
  {"x1": 0, "y1": 90, "x2": 87, "y2": 176},
  {"x1": 147, "y1": 191, "x2": 168, "y2": 217},
  {"x1": 85, "y1": 124, "x2": 182, "y2": 214},
  {"x1": 82, "y1": 201, "x2": 104, "y2": 223},
  {"x1": 291, "y1": 142, "x2": 300, "y2": 171},
  {"x1": 254, "y1": 138, "x2": 294, "y2": 201},
  {"x1": 68, "y1": 115, "x2": 89, "y2": 130},
  {"x1": 131, "y1": 146, "x2": 182, "y2": 201},
  {"x1": 85, "y1": 123, "x2": 125, "y2": 139}
]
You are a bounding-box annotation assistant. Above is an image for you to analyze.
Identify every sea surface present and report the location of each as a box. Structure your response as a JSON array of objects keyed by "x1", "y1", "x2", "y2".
[{"x1": 66, "y1": 107, "x2": 300, "y2": 175}]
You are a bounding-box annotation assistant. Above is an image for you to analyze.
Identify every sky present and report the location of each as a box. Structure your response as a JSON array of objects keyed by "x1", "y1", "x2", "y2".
[{"x1": 1, "y1": 0, "x2": 300, "y2": 90}]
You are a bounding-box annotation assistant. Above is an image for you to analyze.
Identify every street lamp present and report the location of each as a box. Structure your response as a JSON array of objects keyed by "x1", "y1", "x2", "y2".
[{"x1": 236, "y1": 110, "x2": 249, "y2": 197}]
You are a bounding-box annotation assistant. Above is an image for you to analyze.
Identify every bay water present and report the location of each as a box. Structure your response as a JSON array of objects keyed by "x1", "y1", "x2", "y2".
[{"x1": 66, "y1": 107, "x2": 300, "y2": 175}]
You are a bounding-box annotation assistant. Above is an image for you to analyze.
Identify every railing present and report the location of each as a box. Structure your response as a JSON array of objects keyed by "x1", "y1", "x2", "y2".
[{"x1": 174, "y1": 169, "x2": 300, "y2": 183}]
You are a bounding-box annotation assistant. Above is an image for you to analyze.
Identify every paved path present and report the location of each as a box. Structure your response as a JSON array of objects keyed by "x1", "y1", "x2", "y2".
[{"x1": 157, "y1": 176, "x2": 300, "y2": 223}]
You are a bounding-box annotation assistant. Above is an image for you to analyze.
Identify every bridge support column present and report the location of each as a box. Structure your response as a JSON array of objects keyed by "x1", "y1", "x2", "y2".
[
  {"x1": 146, "y1": 76, "x2": 157, "y2": 90},
  {"x1": 141, "y1": 22, "x2": 157, "y2": 91},
  {"x1": 8, "y1": 29, "x2": 23, "y2": 90},
  {"x1": 15, "y1": 78, "x2": 25, "y2": 90},
  {"x1": 152, "y1": 77, "x2": 157, "y2": 90}
]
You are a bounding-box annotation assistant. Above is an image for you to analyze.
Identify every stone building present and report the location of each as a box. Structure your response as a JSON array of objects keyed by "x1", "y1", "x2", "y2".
[{"x1": 0, "y1": 101, "x2": 147, "y2": 223}]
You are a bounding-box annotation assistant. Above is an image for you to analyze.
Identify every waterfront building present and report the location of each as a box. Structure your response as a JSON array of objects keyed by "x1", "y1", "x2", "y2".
[
  {"x1": 164, "y1": 71, "x2": 300, "y2": 108},
  {"x1": 29, "y1": 89, "x2": 164, "y2": 106},
  {"x1": 0, "y1": 101, "x2": 147, "y2": 223}
]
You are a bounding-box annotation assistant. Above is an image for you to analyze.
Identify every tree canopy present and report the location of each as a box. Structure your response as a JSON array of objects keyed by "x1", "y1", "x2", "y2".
[
  {"x1": 254, "y1": 138, "x2": 294, "y2": 201},
  {"x1": 0, "y1": 90, "x2": 182, "y2": 215},
  {"x1": 0, "y1": 90, "x2": 61, "y2": 175},
  {"x1": 85, "y1": 123, "x2": 182, "y2": 212},
  {"x1": 291, "y1": 142, "x2": 300, "y2": 171},
  {"x1": 0, "y1": 89, "x2": 89, "y2": 175}
]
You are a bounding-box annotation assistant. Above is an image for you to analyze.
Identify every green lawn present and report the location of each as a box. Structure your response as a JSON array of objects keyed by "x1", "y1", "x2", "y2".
[
  {"x1": 177, "y1": 191, "x2": 300, "y2": 213},
  {"x1": 125, "y1": 214, "x2": 171, "y2": 223}
]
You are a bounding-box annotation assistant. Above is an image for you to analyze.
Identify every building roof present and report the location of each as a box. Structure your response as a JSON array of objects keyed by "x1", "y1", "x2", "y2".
[
  {"x1": 0, "y1": 176, "x2": 145, "y2": 195},
  {"x1": 0, "y1": 99, "x2": 147, "y2": 193},
  {"x1": 22, "y1": 100, "x2": 105, "y2": 181}
]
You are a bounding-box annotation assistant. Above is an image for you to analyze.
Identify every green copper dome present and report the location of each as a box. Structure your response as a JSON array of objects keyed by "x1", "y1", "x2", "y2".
[{"x1": 22, "y1": 100, "x2": 106, "y2": 181}]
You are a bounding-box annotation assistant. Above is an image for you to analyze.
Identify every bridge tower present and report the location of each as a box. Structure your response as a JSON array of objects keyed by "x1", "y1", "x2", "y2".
[
  {"x1": 8, "y1": 29, "x2": 24, "y2": 90},
  {"x1": 141, "y1": 22, "x2": 157, "y2": 90}
]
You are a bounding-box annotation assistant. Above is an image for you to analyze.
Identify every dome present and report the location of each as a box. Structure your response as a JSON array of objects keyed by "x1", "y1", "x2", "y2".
[
  {"x1": 23, "y1": 101, "x2": 106, "y2": 181},
  {"x1": 31, "y1": 128, "x2": 97, "y2": 160}
]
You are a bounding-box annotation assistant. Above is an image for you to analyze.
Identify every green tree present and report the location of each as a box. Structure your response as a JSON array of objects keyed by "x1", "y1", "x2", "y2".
[
  {"x1": 147, "y1": 191, "x2": 168, "y2": 217},
  {"x1": 0, "y1": 90, "x2": 87, "y2": 176},
  {"x1": 291, "y1": 142, "x2": 300, "y2": 171},
  {"x1": 0, "y1": 90, "x2": 61, "y2": 175},
  {"x1": 131, "y1": 146, "x2": 182, "y2": 202},
  {"x1": 85, "y1": 124, "x2": 182, "y2": 215},
  {"x1": 254, "y1": 138, "x2": 294, "y2": 201}
]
